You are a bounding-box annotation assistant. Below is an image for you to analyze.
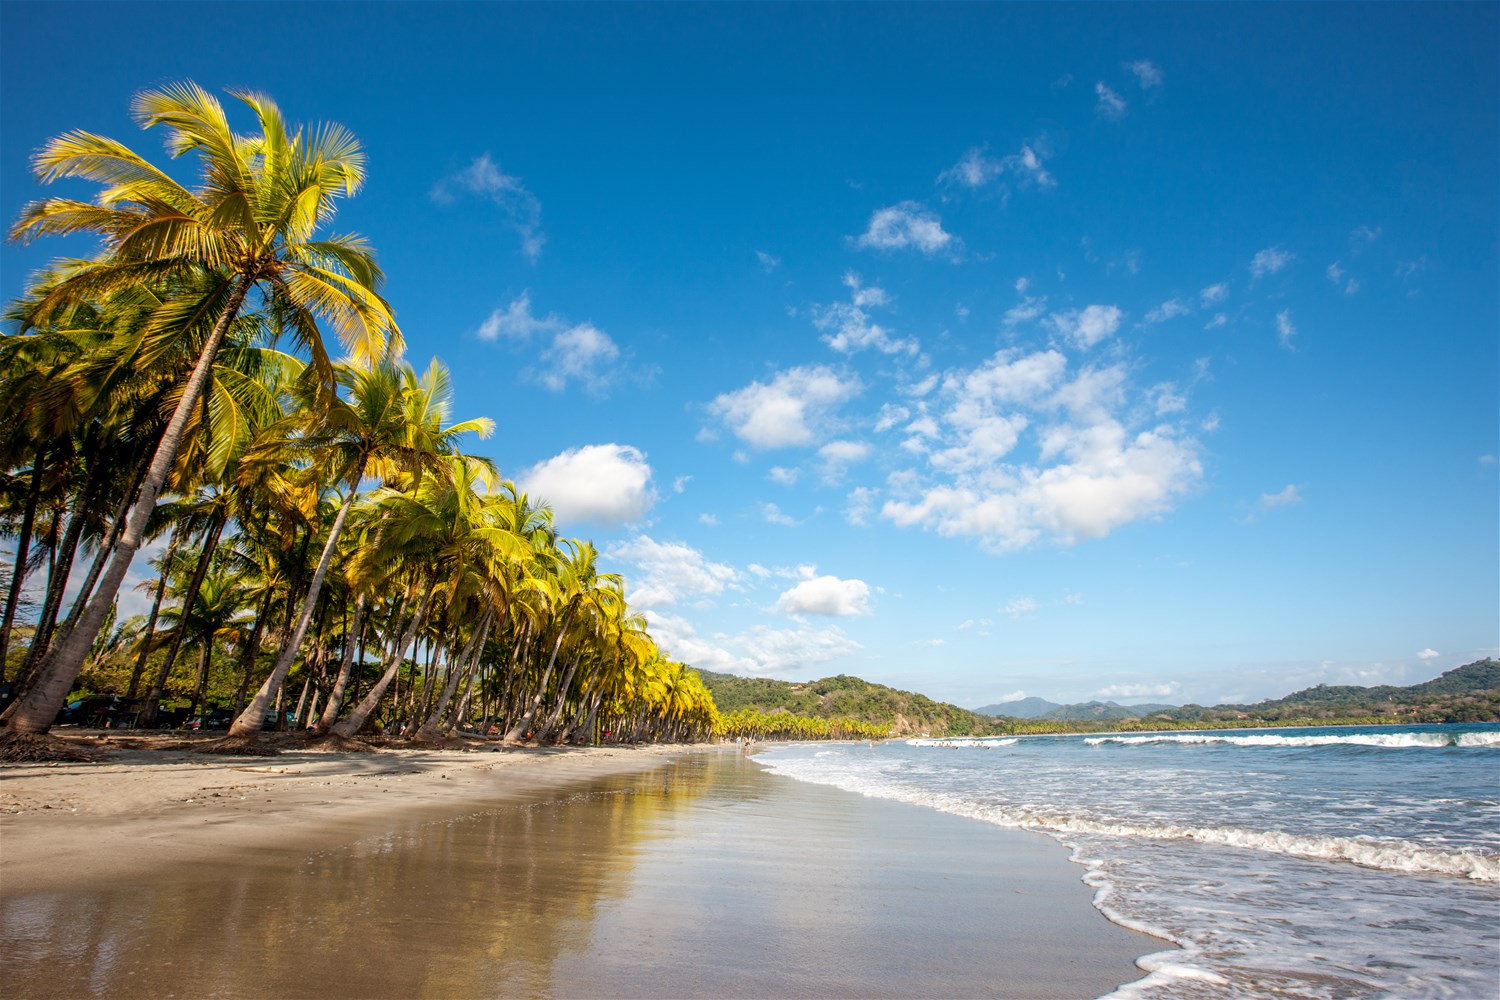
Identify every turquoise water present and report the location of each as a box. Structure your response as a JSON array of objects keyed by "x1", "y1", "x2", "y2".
[{"x1": 757, "y1": 723, "x2": 1500, "y2": 998}]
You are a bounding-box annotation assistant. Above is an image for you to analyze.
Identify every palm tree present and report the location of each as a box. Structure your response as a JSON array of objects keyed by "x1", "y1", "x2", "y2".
[
  {"x1": 225, "y1": 359, "x2": 492, "y2": 741},
  {"x1": 3, "y1": 83, "x2": 397, "y2": 742}
]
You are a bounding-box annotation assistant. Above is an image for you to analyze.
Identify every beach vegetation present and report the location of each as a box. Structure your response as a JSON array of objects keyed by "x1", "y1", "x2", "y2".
[{"x1": 0, "y1": 83, "x2": 718, "y2": 758}]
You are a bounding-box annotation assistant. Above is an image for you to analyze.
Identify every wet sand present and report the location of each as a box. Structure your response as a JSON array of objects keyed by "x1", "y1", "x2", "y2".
[{"x1": 2, "y1": 745, "x2": 1155, "y2": 998}]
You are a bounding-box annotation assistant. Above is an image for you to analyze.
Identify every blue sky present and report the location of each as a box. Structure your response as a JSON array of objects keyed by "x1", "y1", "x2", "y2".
[{"x1": 3, "y1": 3, "x2": 1496, "y2": 708}]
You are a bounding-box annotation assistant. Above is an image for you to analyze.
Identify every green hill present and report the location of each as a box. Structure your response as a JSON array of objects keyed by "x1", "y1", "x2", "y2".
[
  {"x1": 697, "y1": 670, "x2": 1003, "y2": 737},
  {"x1": 1201, "y1": 659, "x2": 1500, "y2": 723}
]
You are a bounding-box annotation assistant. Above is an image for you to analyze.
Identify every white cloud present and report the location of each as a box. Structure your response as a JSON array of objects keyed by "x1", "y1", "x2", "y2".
[
  {"x1": 1351, "y1": 225, "x2": 1382, "y2": 249},
  {"x1": 1004, "y1": 295, "x2": 1049, "y2": 327},
  {"x1": 1051, "y1": 304, "x2": 1123, "y2": 349},
  {"x1": 1204, "y1": 313, "x2": 1228, "y2": 330},
  {"x1": 1003, "y1": 597, "x2": 1038, "y2": 619},
  {"x1": 768, "y1": 466, "x2": 800, "y2": 486},
  {"x1": 990, "y1": 690, "x2": 1027, "y2": 704},
  {"x1": 477, "y1": 292, "x2": 624, "y2": 394},
  {"x1": 734, "y1": 623, "x2": 862, "y2": 674},
  {"x1": 1145, "y1": 298, "x2": 1191, "y2": 324},
  {"x1": 844, "y1": 486, "x2": 879, "y2": 527},
  {"x1": 698, "y1": 513, "x2": 718, "y2": 526},
  {"x1": 881, "y1": 350, "x2": 1202, "y2": 553},
  {"x1": 940, "y1": 141, "x2": 1056, "y2": 190},
  {"x1": 1259, "y1": 484, "x2": 1302, "y2": 509},
  {"x1": 854, "y1": 201, "x2": 955, "y2": 255},
  {"x1": 1417, "y1": 648, "x2": 1440, "y2": 661},
  {"x1": 755, "y1": 249, "x2": 781, "y2": 272},
  {"x1": 1327, "y1": 262, "x2": 1358, "y2": 295},
  {"x1": 761, "y1": 502, "x2": 798, "y2": 527},
  {"x1": 604, "y1": 535, "x2": 738, "y2": 610},
  {"x1": 1200, "y1": 283, "x2": 1229, "y2": 306},
  {"x1": 1149, "y1": 382, "x2": 1187, "y2": 415},
  {"x1": 818, "y1": 440, "x2": 873, "y2": 483},
  {"x1": 431, "y1": 153, "x2": 544, "y2": 260},
  {"x1": 774, "y1": 575, "x2": 872, "y2": 617},
  {"x1": 1095, "y1": 681, "x2": 1181, "y2": 699},
  {"x1": 520, "y1": 444, "x2": 656, "y2": 528},
  {"x1": 1275, "y1": 310, "x2": 1297, "y2": 349},
  {"x1": 1095, "y1": 82, "x2": 1127, "y2": 119},
  {"x1": 708, "y1": 365, "x2": 861, "y2": 449},
  {"x1": 815, "y1": 273, "x2": 919, "y2": 355},
  {"x1": 1251, "y1": 246, "x2": 1295, "y2": 278},
  {"x1": 672, "y1": 476, "x2": 691, "y2": 494},
  {"x1": 1125, "y1": 59, "x2": 1163, "y2": 89}
]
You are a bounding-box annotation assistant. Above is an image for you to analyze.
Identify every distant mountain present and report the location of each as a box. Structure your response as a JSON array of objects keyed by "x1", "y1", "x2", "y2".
[
  {"x1": 975, "y1": 697, "x2": 1182, "y2": 720},
  {"x1": 1040, "y1": 700, "x2": 1142, "y2": 722},
  {"x1": 973, "y1": 696, "x2": 1061, "y2": 718},
  {"x1": 1198, "y1": 659, "x2": 1500, "y2": 722}
]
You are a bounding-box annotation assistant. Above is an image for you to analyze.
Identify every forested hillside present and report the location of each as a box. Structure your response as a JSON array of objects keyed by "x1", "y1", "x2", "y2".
[{"x1": 697, "y1": 671, "x2": 1003, "y2": 737}]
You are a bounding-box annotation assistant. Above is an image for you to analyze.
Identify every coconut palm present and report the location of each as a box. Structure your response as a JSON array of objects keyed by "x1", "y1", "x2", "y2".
[
  {"x1": 3, "y1": 82, "x2": 398, "y2": 742},
  {"x1": 225, "y1": 359, "x2": 492, "y2": 741}
]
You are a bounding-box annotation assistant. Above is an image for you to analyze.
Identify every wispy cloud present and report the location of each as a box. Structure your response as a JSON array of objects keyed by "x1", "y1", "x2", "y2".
[
  {"x1": 1124, "y1": 59, "x2": 1163, "y2": 89},
  {"x1": 477, "y1": 292, "x2": 627, "y2": 394},
  {"x1": 755, "y1": 249, "x2": 781, "y2": 272},
  {"x1": 1050, "y1": 304, "x2": 1124, "y2": 349},
  {"x1": 604, "y1": 534, "x2": 738, "y2": 609},
  {"x1": 940, "y1": 140, "x2": 1056, "y2": 191},
  {"x1": 1145, "y1": 298, "x2": 1191, "y2": 324},
  {"x1": 1095, "y1": 82, "x2": 1128, "y2": 119},
  {"x1": 815, "y1": 273, "x2": 918, "y2": 356},
  {"x1": 1275, "y1": 309, "x2": 1297, "y2": 349},
  {"x1": 1259, "y1": 483, "x2": 1302, "y2": 509},
  {"x1": 432, "y1": 153, "x2": 544, "y2": 261},
  {"x1": 1251, "y1": 246, "x2": 1295, "y2": 279}
]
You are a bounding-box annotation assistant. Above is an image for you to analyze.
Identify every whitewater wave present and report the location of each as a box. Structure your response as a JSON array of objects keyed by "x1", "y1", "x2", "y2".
[
  {"x1": 756, "y1": 760, "x2": 1500, "y2": 882},
  {"x1": 1084, "y1": 731, "x2": 1500, "y2": 749}
]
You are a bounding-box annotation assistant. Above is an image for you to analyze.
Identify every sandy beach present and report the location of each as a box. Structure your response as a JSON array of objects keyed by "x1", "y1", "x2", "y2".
[{"x1": 1, "y1": 735, "x2": 1156, "y2": 998}]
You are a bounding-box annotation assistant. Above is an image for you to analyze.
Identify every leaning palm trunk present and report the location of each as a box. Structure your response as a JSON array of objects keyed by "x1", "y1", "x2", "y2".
[
  {"x1": 227, "y1": 464, "x2": 364, "y2": 740},
  {"x1": 413, "y1": 611, "x2": 491, "y2": 743},
  {"x1": 2, "y1": 278, "x2": 252, "y2": 736},
  {"x1": 330, "y1": 590, "x2": 432, "y2": 740},
  {"x1": 312, "y1": 596, "x2": 365, "y2": 733},
  {"x1": 142, "y1": 514, "x2": 228, "y2": 726},
  {"x1": 0, "y1": 443, "x2": 48, "y2": 678},
  {"x1": 503, "y1": 609, "x2": 573, "y2": 742}
]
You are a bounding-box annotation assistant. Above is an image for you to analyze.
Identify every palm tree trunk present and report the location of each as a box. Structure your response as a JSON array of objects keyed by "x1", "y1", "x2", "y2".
[
  {"x1": 330, "y1": 589, "x2": 431, "y2": 740},
  {"x1": 503, "y1": 609, "x2": 572, "y2": 742},
  {"x1": 228, "y1": 464, "x2": 365, "y2": 740},
  {"x1": 3, "y1": 275, "x2": 252, "y2": 736},
  {"x1": 16, "y1": 460, "x2": 102, "y2": 683},
  {"x1": 124, "y1": 525, "x2": 182, "y2": 701},
  {"x1": 187, "y1": 642, "x2": 212, "y2": 720},
  {"x1": 313, "y1": 595, "x2": 364, "y2": 733},
  {"x1": 55, "y1": 454, "x2": 148, "y2": 647},
  {"x1": 0, "y1": 443, "x2": 47, "y2": 680},
  {"x1": 141, "y1": 514, "x2": 227, "y2": 726},
  {"x1": 414, "y1": 610, "x2": 491, "y2": 742}
]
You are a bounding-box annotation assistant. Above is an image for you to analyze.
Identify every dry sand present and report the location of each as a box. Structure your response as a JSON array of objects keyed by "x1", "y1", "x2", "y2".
[
  {"x1": 1, "y1": 734, "x2": 1158, "y2": 998},
  {"x1": 0, "y1": 731, "x2": 707, "y2": 895}
]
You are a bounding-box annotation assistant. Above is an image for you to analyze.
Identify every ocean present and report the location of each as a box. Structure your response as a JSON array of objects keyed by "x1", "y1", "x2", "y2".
[{"x1": 755, "y1": 723, "x2": 1500, "y2": 999}]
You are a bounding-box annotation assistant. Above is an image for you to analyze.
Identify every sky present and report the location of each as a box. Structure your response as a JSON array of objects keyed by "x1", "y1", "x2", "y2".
[{"x1": 2, "y1": 2, "x2": 1496, "y2": 709}]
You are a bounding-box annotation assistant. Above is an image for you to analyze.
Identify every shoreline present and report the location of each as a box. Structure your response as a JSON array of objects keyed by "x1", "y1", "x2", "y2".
[
  {"x1": 0, "y1": 730, "x2": 715, "y2": 896},
  {"x1": 2, "y1": 733, "x2": 1156, "y2": 999}
]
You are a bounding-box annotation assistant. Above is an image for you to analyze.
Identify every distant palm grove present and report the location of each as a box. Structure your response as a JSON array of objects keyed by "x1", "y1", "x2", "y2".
[{"x1": 0, "y1": 84, "x2": 726, "y2": 756}]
